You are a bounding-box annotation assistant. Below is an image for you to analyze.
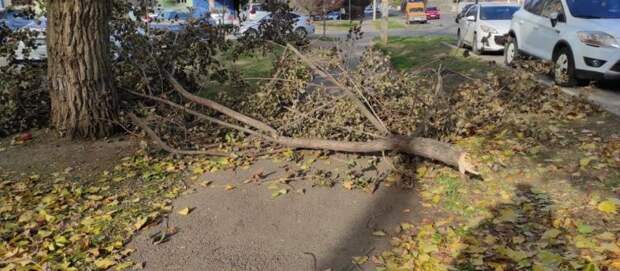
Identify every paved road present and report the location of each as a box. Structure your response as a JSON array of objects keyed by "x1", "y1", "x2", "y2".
[{"x1": 317, "y1": 13, "x2": 459, "y2": 38}]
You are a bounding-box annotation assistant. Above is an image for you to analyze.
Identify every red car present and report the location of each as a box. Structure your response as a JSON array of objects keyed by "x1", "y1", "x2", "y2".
[{"x1": 425, "y1": 7, "x2": 440, "y2": 20}]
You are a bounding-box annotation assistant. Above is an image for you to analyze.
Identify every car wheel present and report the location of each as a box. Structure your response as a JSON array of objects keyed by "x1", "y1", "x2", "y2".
[
  {"x1": 472, "y1": 32, "x2": 482, "y2": 55},
  {"x1": 294, "y1": 27, "x2": 308, "y2": 39},
  {"x1": 244, "y1": 29, "x2": 259, "y2": 39},
  {"x1": 553, "y1": 47, "x2": 580, "y2": 87},
  {"x1": 504, "y1": 36, "x2": 520, "y2": 66}
]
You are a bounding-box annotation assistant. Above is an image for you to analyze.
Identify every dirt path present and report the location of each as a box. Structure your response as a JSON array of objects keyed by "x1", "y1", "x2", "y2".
[{"x1": 129, "y1": 158, "x2": 428, "y2": 271}]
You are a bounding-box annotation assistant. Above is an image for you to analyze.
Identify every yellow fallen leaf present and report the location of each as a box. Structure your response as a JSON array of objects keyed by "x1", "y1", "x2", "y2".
[
  {"x1": 372, "y1": 230, "x2": 387, "y2": 237},
  {"x1": 342, "y1": 180, "x2": 353, "y2": 190},
  {"x1": 225, "y1": 184, "x2": 236, "y2": 191},
  {"x1": 597, "y1": 200, "x2": 617, "y2": 214},
  {"x1": 95, "y1": 258, "x2": 116, "y2": 269},
  {"x1": 177, "y1": 207, "x2": 191, "y2": 216},
  {"x1": 580, "y1": 157, "x2": 596, "y2": 167},
  {"x1": 134, "y1": 217, "x2": 148, "y2": 230}
]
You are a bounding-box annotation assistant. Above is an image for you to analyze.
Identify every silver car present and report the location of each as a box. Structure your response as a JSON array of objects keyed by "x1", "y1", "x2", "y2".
[{"x1": 238, "y1": 12, "x2": 315, "y2": 39}]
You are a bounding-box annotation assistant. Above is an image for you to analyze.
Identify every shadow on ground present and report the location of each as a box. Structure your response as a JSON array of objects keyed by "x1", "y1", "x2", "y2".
[
  {"x1": 453, "y1": 184, "x2": 572, "y2": 271},
  {"x1": 129, "y1": 156, "x2": 428, "y2": 271}
]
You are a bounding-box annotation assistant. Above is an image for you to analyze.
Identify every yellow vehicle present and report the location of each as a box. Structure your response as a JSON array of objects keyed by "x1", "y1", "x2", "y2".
[{"x1": 402, "y1": 0, "x2": 428, "y2": 24}]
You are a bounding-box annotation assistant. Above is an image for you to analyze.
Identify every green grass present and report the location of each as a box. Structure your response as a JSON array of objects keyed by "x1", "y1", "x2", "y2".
[
  {"x1": 234, "y1": 52, "x2": 278, "y2": 79},
  {"x1": 375, "y1": 36, "x2": 492, "y2": 75},
  {"x1": 320, "y1": 20, "x2": 360, "y2": 29},
  {"x1": 196, "y1": 48, "x2": 282, "y2": 99},
  {"x1": 372, "y1": 18, "x2": 407, "y2": 30}
]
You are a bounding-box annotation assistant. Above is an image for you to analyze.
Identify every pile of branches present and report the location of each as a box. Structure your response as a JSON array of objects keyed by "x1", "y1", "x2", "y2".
[{"x1": 129, "y1": 38, "x2": 599, "y2": 177}]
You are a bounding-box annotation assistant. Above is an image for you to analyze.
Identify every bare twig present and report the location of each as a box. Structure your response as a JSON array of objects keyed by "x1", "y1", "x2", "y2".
[
  {"x1": 128, "y1": 113, "x2": 229, "y2": 156},
  {"x1": 166, "y1": 73, "x2": 279, "y2": 136},
  {"x1": 285, "y1": 44, "x2": 391, "y2": 135}
]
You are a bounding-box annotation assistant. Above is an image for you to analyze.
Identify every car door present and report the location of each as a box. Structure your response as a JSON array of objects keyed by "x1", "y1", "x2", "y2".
[
  {"x1": 462, "y1": 5, "x2": 479, "y2": 45},
  {"x1": 518, "y1": 0, "x2": 546, "y2": 56},
  {"x1": 535, "y1": 0, "x2": 566, "y2": 60}
]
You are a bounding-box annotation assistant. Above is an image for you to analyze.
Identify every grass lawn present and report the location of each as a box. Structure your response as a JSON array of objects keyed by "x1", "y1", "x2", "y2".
[
  {"x1": 375, "y1": 35, "x2": 492, "y2": 75},
  {"x1": 372, "y1": 18, "x2": 407, "y2": 30},
  {"x1": 318, "y1": 20, "x2": 360, "y2": 30},
  {"x1": 197, "y1": 48, "x2": 282, "y2": 98}
]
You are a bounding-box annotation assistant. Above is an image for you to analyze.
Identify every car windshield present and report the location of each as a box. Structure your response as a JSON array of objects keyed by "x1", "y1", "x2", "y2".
[
  {"x1": 566, "y1": 0, "x2": 620, "y2": 18},
  {"x1": 164, "y1": 12, "x2": 189, "y2": 20},
  {"x1": 479, "y1": 6, "x2": 519, "y2": 20},
  {"x1": 461, "y1": 4, "x2": 473, "y2": 15},
  {"x1": 427, "y1": 7, "x2": 438, "y2": 11}
]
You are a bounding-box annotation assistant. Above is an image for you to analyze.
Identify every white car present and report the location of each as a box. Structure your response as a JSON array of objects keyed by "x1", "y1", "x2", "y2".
[
  {"x1": 505, "y1": 0, "x2": 620, "y2": 86},
  {"x1": 244, "y1": 3, "x2": 270, "y2": 21},
  {"x1": 238, "y1": 13, "x2": 315, "y2": 39},
  {"x1": 457, "y1": 3, "x2": 520, "y2": 54},
  {"x1": 15, "y1": 17, "x2": 47, "y2": 61}
]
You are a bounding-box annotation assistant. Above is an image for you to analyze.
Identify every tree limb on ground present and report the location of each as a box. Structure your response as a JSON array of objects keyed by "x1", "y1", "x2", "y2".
[{"x1": 128, "y1": 113, "x2": 229, "y2": 157}]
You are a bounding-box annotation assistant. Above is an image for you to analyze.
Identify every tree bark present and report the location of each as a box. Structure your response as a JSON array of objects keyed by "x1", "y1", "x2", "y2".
[{"x1": 47, "y1": 0, "x2": 118, "y2": 138}]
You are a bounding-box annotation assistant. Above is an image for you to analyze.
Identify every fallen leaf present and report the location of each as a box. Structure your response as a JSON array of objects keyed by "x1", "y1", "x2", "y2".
[
  {"x1": 177, "y1": 207, "x2": 191, "y2": 216},
  {"x1": 372, "y1": 230, "x2": 387, "y2": 237},
  {"x1": 95, "y1": 258, "x2": 116, "y2": 269},
  {"x1": 597, "y1": 200, "x2": 617, "y2": 214},
  {"x1": 134, "y1": 217, "x2": 148, "y2": 230}
]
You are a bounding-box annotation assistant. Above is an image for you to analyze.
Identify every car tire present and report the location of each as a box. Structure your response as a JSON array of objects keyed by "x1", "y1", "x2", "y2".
[
  {"x1": 472, "y1": 32, "x2": 482, "y2": 55},
  {"x1": 504, "y1": 36, "x2": 520, "y2": 66},
  {"x1": 553, "y1": 47, "x2": 580, "y2": 87},
  {"x1": 294, "y1": 27, "x2": 308, "y2": 39},
  {"x1": 244, "y1": 29, "x2": 259, "y2": 39}
]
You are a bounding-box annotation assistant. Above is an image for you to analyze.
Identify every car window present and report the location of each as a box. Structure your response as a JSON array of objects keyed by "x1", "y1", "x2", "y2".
[
  {"x1": 480, "y1": 6, "x2": 520, "y2": 20},
  {"x1": 524, "y1": 0, "x2": 546, "y2": 15},
  {"x1": 566, "y1": 0, "x2": 620, "y2": 18},
  {"x1": 541, "y1": 0, "x2": 564, "y2": 17},
  {"x1": 466, "y1": 5, "x2": 478, "y2": 17}
]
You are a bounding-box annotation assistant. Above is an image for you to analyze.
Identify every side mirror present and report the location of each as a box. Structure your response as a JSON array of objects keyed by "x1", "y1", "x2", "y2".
[
  {"x1": 466, "y1": 15, "x2": 476, "y2": 22},
  {"x1": 549, "y1": 12, "x2": 565, "y2": 27}
]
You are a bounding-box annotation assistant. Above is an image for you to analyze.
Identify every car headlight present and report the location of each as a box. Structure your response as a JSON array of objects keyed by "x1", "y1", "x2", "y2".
[
  {"x1": 480, "y1": 24, "x2": 498, "y2": 34},
  {"x1": 577, "y1": 31, "x2": 620, "y2": 48}
]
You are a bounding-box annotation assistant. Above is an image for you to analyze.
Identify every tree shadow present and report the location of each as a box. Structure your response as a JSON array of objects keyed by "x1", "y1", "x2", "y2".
[
  {"x1": 315, "y1": 157, "x2": 432, "y2": 271},
  {"x1": 315, "y1": 185, "x2": 425, "y2": 271},
  {"x1": 453, "y1": 184, "x2": 573, "y2": 271}
]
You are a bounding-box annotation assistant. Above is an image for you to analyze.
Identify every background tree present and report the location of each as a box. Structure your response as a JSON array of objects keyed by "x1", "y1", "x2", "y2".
[{"x1": 47, "y1": 0, "x2": 118, "y2": 138}]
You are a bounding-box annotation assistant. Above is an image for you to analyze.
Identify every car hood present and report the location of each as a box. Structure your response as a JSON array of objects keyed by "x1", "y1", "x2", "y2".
[
  {"x1": 481, "y1": 20, "x2": 511, "y2": 34},
  {"x1": 570, "y1": 18, "x2": 620, "y2": 38}
]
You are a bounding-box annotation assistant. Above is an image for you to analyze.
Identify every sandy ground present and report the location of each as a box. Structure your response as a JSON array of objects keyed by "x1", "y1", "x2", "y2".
[
  {"x1": 129, "y1": 158, "x2": 427, "y2": 271},
  {"x1": 0, "y1": 129, "x2": 136, "y2": 177}
]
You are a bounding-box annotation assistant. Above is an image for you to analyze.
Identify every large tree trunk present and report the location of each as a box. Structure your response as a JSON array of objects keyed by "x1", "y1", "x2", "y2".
[{"x1": 47, "y1": 0, "x2": 117, "y2": 138}]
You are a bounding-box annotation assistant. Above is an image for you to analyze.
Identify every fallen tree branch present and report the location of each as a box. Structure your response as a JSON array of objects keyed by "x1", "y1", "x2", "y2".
[
  {"x1": 132, "y1": 85, "x2": 479, "y2": 175},
  {"x1": 126, "y1": 89, "x2": 270, "y2": 140},
  {"x1": 128, "y1": 113, "x2": 229, "y2": 157},
  {"x1": 285, "y1": 44, "x2": 391, "y2": 135},
  {"x1": 166, "y1": 73, "x2": 279, "y2": 136}
]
